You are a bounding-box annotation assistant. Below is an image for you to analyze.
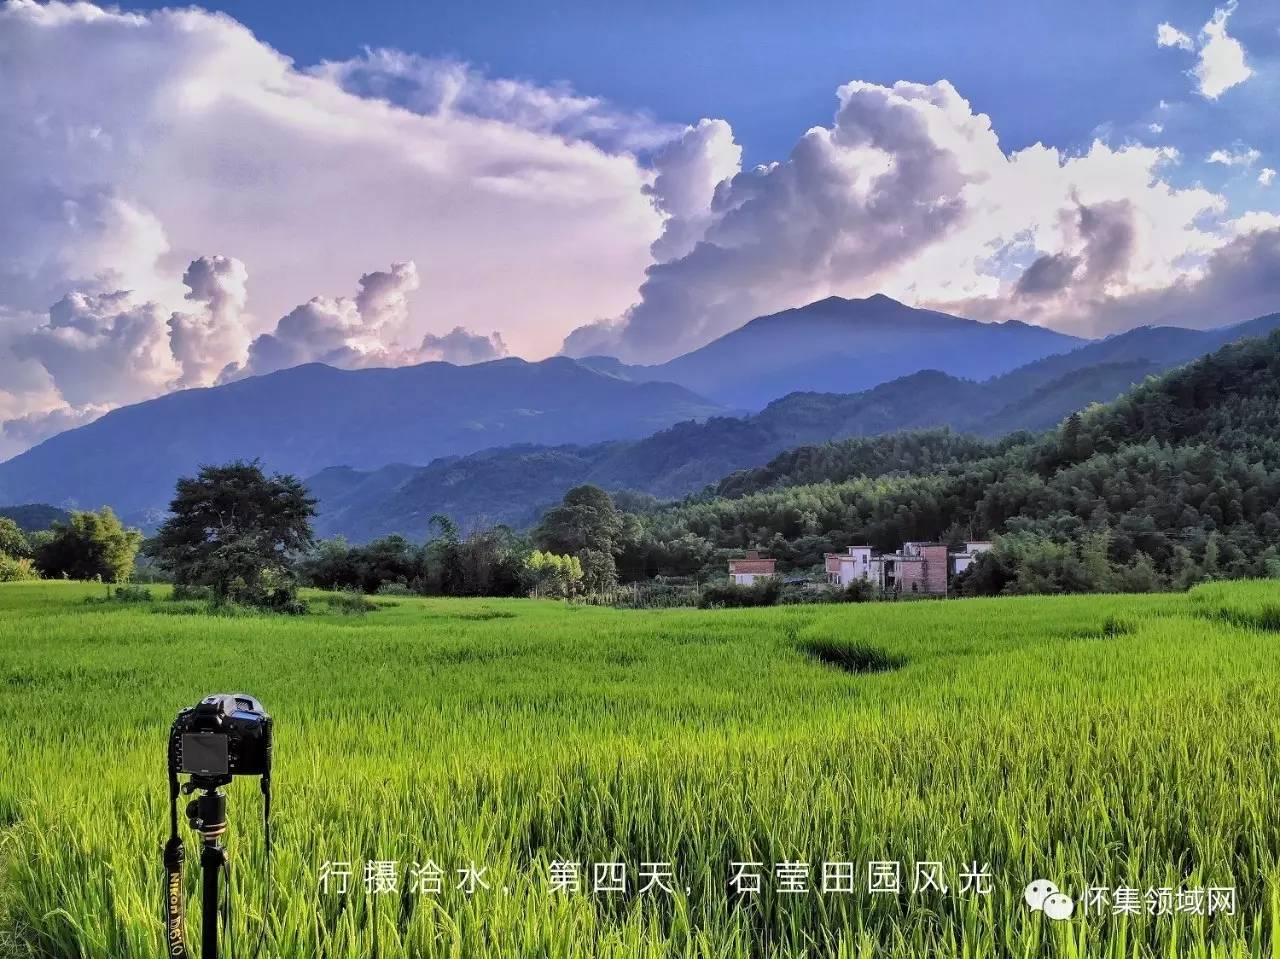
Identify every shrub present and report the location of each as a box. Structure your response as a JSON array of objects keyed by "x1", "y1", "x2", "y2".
[
  {"x1": 35, "y1": 508, "x2": 141, "y2": 583},
  {"x1": 0, "y1": 554, "x2": 39, "y2": 583},
  {"x1": 699, "y1": 578, "x2": 781, "y2": 609},
  {"x1": 375, "y1": 582, "x2": 413, "y2": 596},
  {"x1": 171, "y1": 583, "x2": 213, "y2": 601},
  {"x1": 83, "y1": 585, "x2": 154, "y2": 605},
  {"x1": 843, "y1": 579, "x2": 878, "y2": 603},
  {"x1": 323, "y1": 590, "x2": 379, "y2": 615}
]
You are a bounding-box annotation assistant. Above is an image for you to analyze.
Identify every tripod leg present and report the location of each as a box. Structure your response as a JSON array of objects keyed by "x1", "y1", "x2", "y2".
[
  {"x1": 196, "y1": 789, "x2": 228, "y2": 959},
  {"x1": 201, "y1": 841, "x2": 226, "y2": 958}
]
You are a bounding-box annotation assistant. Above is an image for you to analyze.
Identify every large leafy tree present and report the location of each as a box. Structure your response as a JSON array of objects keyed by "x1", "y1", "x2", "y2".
[
  {"x1": 35, "y1": 508, "x2": 141, "y2": 582},
  {"x1": 150, "y1": 461, "x2": 315, "y2": 608},
  {"x1": 0, "y1": 517, "x2": 30, "y2": 559},
  {"x1": 534, "y1": 485, "x2": 624, "y2": 591}
]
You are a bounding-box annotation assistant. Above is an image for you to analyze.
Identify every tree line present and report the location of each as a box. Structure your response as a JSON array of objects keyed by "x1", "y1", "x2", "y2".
[
  {"x1": 622, "y1": 331, "x2": 1280, "y2": 594},
  {"x1": 5, "y1": 331, "x2": 1278, "y2": 604}
]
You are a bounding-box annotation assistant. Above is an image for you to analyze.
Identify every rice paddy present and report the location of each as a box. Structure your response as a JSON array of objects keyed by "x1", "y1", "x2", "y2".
[{"x1": 2, "y1": 579, "x2": 1280, "y2": 957}]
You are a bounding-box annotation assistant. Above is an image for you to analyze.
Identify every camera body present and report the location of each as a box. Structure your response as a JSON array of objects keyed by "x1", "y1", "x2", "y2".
[{"x1": 171, "y1": 693, "x2": 273, "y2": 786}]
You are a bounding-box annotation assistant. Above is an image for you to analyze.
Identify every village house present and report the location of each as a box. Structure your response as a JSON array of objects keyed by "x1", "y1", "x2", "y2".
[
  {"x1": 824, "y1": 541, "x2": 992, "y2": 595},
  {"x1": 727, "y1": 550, "x2": 777, "y2": 585}
]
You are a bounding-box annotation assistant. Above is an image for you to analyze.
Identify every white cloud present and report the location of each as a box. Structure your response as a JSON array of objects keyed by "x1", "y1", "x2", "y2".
[
  {"x1": 1208, "y1": 146, "x2": 1261, "y2": 167},
  {"x1": 565, "y1": 79, "x2": 1239, "y2": 357},
  {"x1": 0, "y1": 0, "x2": 666, "y2": 448},
  {"x1": 418, "y1": 327, "x2": 508, "y2": 364},
  {"x1": 1156, "y1": 23, "x2": 1194, "y2": 51},
  {"x1": 168, "y1": 254, "x2": 252, "y2": 387},
  {"x1": 3, "y1": 0, "x2": 1278, "y2": 453},
  {"x1": 645, "y1": 119, "x2": 743, "y2": 263},
  {"x1": 12, "y1": 289, "x2": 179, "y2": 409},
  {"x1": 1194, "y1": 2, "x2": 1253, "y2": 99},
  {"x1": 1260, "y1": 168, "x2": 1277, "y2": 186},
  {"x1": 1148, "y1": 122, "x2": 1164, "y2": 134},
  {"x1": 1, "y1": 404, "x2": 107, "y2": 451},
  {"x1": 313, "y1": 49, "x2": 681, "y2": 155},
  {"x1": 1157, "y1": 4, "x2": 1253, "y2": 99},
  {"x1": 231, "y1": 260, "x2": 423, "y2": 377}
]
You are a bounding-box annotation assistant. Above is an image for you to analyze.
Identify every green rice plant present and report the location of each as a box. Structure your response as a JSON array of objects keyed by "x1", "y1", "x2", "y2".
[{"x1": 1, "y1": 579, "x2": 1279, "y2": 957}]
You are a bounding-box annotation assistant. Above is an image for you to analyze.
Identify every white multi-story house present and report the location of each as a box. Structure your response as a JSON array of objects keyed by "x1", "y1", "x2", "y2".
[
  {"x1": 824, "y1": 541, "x2": 993, "y2": 594},
  {"x1": 950, "y1": 541, "x2": 993, "y2": 575},
  {"x1": 824, "y1": 546, "x2": 878, "y2": 586}
]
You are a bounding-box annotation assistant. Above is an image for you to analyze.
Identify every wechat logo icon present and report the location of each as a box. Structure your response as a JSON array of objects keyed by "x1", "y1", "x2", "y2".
[{"x1": 1025, "y1": 880, "x2": 1074, "y2": 921}]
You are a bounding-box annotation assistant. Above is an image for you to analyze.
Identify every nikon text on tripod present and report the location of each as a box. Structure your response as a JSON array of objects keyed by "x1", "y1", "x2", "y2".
[{"x1": 164, "y1": 694, "x2": 274, "y2": 959}]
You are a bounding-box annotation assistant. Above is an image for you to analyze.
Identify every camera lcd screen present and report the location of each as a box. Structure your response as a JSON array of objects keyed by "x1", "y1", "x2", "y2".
[{"x1": 181, "y1": 733, "x2": 229, "y2": 776}]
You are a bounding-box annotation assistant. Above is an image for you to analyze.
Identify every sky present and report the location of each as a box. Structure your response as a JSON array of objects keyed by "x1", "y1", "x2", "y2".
[{"x1": 2, "y1": 0, "x2": 1280, "y2": 457}]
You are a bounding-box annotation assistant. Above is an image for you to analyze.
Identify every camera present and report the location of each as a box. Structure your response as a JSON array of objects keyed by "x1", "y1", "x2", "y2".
[{"x1": 170, "y1": 693, "x2": 273, "y2": 784}]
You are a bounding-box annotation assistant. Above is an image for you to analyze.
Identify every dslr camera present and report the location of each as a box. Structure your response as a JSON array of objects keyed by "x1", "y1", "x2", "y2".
[{"x1": 170, "y1": 693, "x2": 273, "y2": 786}]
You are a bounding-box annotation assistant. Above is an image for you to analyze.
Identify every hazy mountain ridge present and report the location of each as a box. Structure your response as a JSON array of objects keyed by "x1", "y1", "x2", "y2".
[
  {"x1": 580, "y1": 294, "x2": 1083, "y2": 407},
  {"x1": 5, "y1": 296, "x2": 1277, "y2": 541},
  {"x1": 0, "y1": 357, "x2": 724, "y2": 524},
  {"x1": 309, "y1": 312, "x2": 1280, "y2": 541}
]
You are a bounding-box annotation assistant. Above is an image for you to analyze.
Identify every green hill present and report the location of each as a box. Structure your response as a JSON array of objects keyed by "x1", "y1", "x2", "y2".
[
  {"x1": 0, "y1": 503, "x2": 70, "y2": 533},
  {"x1": 622, "y1": 330, "x2": 1280, "y2": 590},
  {"x1": 312, "y1": 314, "x2": 1280, "y2": 540}
]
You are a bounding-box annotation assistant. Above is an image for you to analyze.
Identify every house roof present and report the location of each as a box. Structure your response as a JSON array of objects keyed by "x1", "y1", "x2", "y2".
[{"x1": 729, "y1": 558, "x2": 776, "y2": 574}]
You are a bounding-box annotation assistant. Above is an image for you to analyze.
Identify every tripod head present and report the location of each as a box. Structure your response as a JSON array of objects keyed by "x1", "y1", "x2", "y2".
[{"x1": 185, "y1": 787, "x2": 228, "y2": 844}]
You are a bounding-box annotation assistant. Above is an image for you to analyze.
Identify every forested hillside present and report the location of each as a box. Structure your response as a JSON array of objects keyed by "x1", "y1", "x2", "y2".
[
  {"x1": 620, "y1": 331, "x2": 1280, "y2": 591},
  {"x1": 310, "y1": 314, "x2": 1280, "y2": 540},
  {"x1": 0, "y1": 358, "x2": 723, "y2": 524}
]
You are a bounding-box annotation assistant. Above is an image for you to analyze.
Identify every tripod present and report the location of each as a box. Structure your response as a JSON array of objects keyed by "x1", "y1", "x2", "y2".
[
  {"x1": 188, "y1": 785, "x2": 230, "y2": 959},
  {"x1": 164, "y1": 697, "x2": 273, "y2": 959},
  {"x1": 166, "y1": 776, "x2": 232, "y2": 959}
]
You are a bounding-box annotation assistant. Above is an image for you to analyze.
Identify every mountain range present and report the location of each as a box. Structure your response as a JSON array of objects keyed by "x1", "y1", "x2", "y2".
[
  {"x1": 578, "y1": 293, "x2": 1083, "y2": 408},
  {"x1": 1, "y1": 293, "x2": 1276, "y2": 539},
  {"x1": 308, "y1": 311, "x2": 1280, "y2": 540},
  {"x1": 0, "y1": 358, "x2": 721, "y2": 524},
  {"x1": 626, "y1": 327, "x2": 1280, "y2": 589}
]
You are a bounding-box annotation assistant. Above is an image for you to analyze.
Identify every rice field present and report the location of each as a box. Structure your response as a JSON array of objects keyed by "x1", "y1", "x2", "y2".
[{"x1": 2, "y1": 579, "x2": 1280, "y2": 958}]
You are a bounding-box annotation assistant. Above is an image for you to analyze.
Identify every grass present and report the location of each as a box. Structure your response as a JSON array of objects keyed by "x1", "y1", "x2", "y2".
[{"x1": 1, "y1": 579, "x2": 1279, "y2": 957}]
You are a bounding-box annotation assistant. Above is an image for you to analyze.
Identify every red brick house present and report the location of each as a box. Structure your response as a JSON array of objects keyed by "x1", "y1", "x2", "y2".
[{"x1": 728, "y1": 550, "x2": 776, "y2": 585}]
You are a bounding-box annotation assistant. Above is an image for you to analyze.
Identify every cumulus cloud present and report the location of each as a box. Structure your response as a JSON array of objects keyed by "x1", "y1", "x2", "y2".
[
  {"x1": 645, "y1": 119, "x2": 743, "y2": 263},
  {"x1": 937, "y1": 216, "x2": 1280, "y2": 336},
  {"x1": 228, "y1": 258, "x2": 505, "y2": 373},
  {"x1": 1, "y1": 252, "x2": 504, "y2": 453},
  {"x1": 1001, "y1": 198, "x2": 1137, "y2": 311},
  {"x1": 168, "y1": 255, "x2": 251, "y2": 387},
  {"x1": 1194, "y1": 3, "x2": 1253, "y2": 98},
  {"x1": 4, "y1": 0, "x2": 1279, "y2": 452},
  {"x1": 1157, "y1": 3, "x2": 1253, "y2": 100},
  {"x1": 566, "y1": 80, "x2": 982, "y2": 360},
  {"x1": 1053, "y1": 225, "x2": 1280, "y2": 333},
  {"x1": 1, "y1": 404, "x2": 107, "y2": 449},
  {"x1": 1208, "y1": 146, "x2": 1261, "y2": 167},
  {"x1": 1156, "y1": 23, "x2": 1194, "y2": 51},
  {"x1": 0, "y1": 0, "x2": 665, "y2": 449},
  {"x1": 419, "y1": 327, "x2": 509, "y2": 365},
  {"x1": 565, "y1": 79, "x2": 1241, "y2": 357},
  {"x1": 13, "y1": 290, "x2": 179, "y2": 409},
  {"x1": 232, "y1": 260, "x2": 422, "y2": 377},
  {"x1": 1261, "y1": 168, "x2": 1277, "y2": 187}
]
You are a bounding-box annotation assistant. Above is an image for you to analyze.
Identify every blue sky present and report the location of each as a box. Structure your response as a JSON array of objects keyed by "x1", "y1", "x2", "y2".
[
  {"x1": 1, "y1": 0, "x2": 1279, "y2": 455},
  {"x1": 112, "y1": 0, "x2": 1280, "y2": 186}
]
